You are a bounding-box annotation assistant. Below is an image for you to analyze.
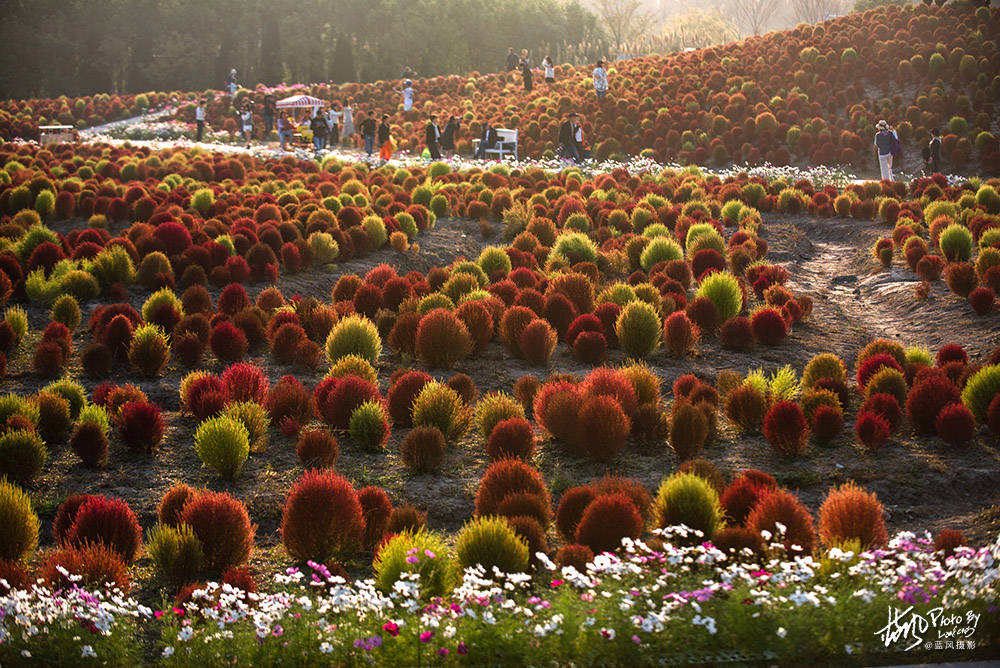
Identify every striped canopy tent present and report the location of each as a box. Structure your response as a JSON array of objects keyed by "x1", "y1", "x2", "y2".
[{"x1": 275, "y1": 95, "x2": 325, "y2": 111}]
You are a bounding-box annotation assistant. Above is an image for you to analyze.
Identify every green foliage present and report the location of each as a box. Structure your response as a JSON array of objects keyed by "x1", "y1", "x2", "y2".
[
  {"x1": 0, "y1": 429, "x2": 47, "y2": 485},
  {"x1": 801, "y1": 354, "x2": 846, "y2": 389},
  {"x1": 128, "y1": 324, "x2": 171, "y2": 377},
  {"x1": 142, "y1": 288, "x2": 184, "y2": 322},
  {"x1": 15, "y1": 225, "x2": 59, "y2": 260},
  {"x1": 221, "y1": 401, "x2": 271, "y2": 453},
  {"x1": 653, "y1": 472, "x2": 723, "y2": 539},
  {"x1": 349, "y1": 400, "x2": 389, "y2": 449},
  {"x1": 938, "y1": 224, "x2": 973, "y2": 262},
  {"x1": 455, "y1": 516, "x2": 529, "y2": 574},
  {"x1": 548, "y1": 232, "x2": 598, "y2": 265},
  {"x1": 373, "y1": 530, "x2": 456, "y2": 598},
  {"x1": 42, "y1": 378, "x2": 86, "y2": 419},
  {"x1": 51, "y1": 294, "x2": 81, "y2": 330},
  {"x1": 78, "y1": 404, "x2": 110, "y2": 433},
  {"x1": 615, "y1": 300, "x2": 661, "y2": 358},
  {"x1": 961, "y1": 365, "x2": 1000, "y2": 423},
  {"x1": 0, "y1": 479, "x2": 39, "y2": 563},
  {"x1": 88, "y1": 245, "x2": 136, "y2": 288},
  {"x1": 194, "y1": 415, "x2": 250, "y2": 479},
  {"x1": 478, "y1": 246, "x2": 512, "y2": 276},
  {"x1": 474, "y1": 392, "x2": 525, "y2": 439},
  {"x1": 904, "y1": 346, "x2": 933, "y2": 366},
  {"x1": 4, "y1": 306, "x2": 28, "y2": 346},
  {"x1": 363, "y1": 214, "x2": 388, "y2": 248},
  {"x1": 412, "y1": 381, "x2": 471, "y2": 443},
  {"x1": 326, "y1": 354, "x2": 378, "y2": 383},
  {"x1": 325, "y1": 314, "x2": 382, "y2": 365},
  {"x1": 308, "y1": 232, "x2": 339, "y2": 265},
  {"x1": 640, "y1": 237, "x2": 683, "y2": 270},
  {"x1": 695, "y1": 272, "x2": 743, "y2": 321},
  {"x1": 0, "y1": 394, "x2": 39, "y2": 428},
  {"x1": 147, "y1": 523, "x2": 203, "y2": 584},
  {"x1": 191, "y1": 188, "x2": 215, "y2": 214}
]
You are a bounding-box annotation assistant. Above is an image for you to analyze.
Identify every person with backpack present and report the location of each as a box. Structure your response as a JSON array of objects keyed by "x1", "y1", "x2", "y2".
[
  {"x1": 475, "y1": 120, "x2": 498, "y2": 160},
  {"x1": 874, "y1": 120, "x2": 899, "y2": 181},
  {"x1": 928, "y1": 128, "x2": 942, "y2": 174}
]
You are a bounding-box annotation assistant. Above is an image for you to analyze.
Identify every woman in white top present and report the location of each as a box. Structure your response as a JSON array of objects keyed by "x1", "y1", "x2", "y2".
[
  {"x1": 543, "y1": 57, "x2": 555, "y2": 83},
  {"x1": 396, "y1": 80, "x2": 414, "y2": 112},
  {"x1": 240, "y1": 104, "x2": 253, "y2": 148},
  {"x1": 341, "y1": 99, "x2": 355, "y2": 141},
  {"x1": 327, "y1": 105, "x2": 343, "y2": 146}
]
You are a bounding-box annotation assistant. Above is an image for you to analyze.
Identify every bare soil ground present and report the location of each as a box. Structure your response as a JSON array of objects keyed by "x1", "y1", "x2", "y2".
[{"x1": 10, "y1": 212, "x2": 1000, "y2": 600}]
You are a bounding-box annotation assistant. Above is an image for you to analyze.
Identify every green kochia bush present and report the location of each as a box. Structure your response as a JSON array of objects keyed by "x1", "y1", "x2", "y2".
[
  {"x1": 373, "y1": 529, "x2": 456, "y2": 599},
  {"x1": 0, "y1": 479, "x2": 39, "y2": 563},
  {"x1": 325, "y1": 314, "x2": 382, "y2": 365},
  {"x1": 455, "y1": 515, "x2": 529, "y2": 574},
  {"x1": 640, "y1": 237, "x2": 683, "y2": 270},
  {"x1": 696, "y1": 272, "x2": 743, "y2": 321},
  {"x1": 938, "y1": 224, "x2": 973, "y2": 262},
  {"x1": 653, "y1": 472, "x2": 723, "y2": 541},
  {"x1": 194, "y1": 416, "x2": 250, "y2": 479},
  {"x1": 615, "y1": 300, "x2": 661, "y2": 358},
  {"x1": 548, "y1": 232, "x2": 598, "y2": 265},
  {"x1": 961, "y1": 365, "x2": 1000, "y2": 423}
]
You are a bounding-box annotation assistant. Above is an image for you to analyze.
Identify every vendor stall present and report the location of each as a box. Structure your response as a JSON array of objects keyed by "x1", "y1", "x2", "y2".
[{"x1": 275, "y1": 95, "x2": 325, "y2": 145}]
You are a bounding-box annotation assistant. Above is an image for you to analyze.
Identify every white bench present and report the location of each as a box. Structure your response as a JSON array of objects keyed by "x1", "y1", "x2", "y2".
[{"x1": 473, "y1": 128, "x2": 518, "y2": 160}]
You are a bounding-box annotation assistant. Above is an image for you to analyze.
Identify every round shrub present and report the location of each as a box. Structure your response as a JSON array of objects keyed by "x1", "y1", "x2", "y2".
[
  {"x1": 51, "y1": 294, "x2": 81, "y2": 331},
  {"x1": 265, "y1": 375, "x2": 314, "y2": 435},
  {"x1": 818, "y1": 482, "x2": 887, "y2": 550},
  {"x1": 696, "y1": 271, "x2": 743, "y2": 321},
  {"x1": 0, "y1": 429, "x2": 47, "y2": 485},
  {"x1": 670, "y1": 401, "x2": 709, "y2": 461},
  {"x1": 763, "y1": 401, "x2": 808, "y2": 456},
  {"x1": 40, "y1": 543, "x2": 130, "y2": 592},
  {"x1": 70, "y1": 421, "x2": 108, "y2": 467},
  {"x1": 194, "y1": 415, "x2": 250, "y2": 479},
  {"x1": 640, "y1": 237, "x2": 683, "y2": 270},
  {"x1": 724, "y1": 384, "x2": 767, "y2": 432},
  {"x1": 118, "y1": 400, "x2": 165, "y2": 453},
  {"x1": 282, "y1": 470, "x2": 364, "y2": 563},
  {"x1": 180, "y1": 491, "x2": 255, "y2": 573},
  {"x1": 812, "y1": 404, "x2": 844, "y2": 445},
  {"x1": 475, "y1": 392, "x2": 526, "y2": 440},
  {"x1": 961, "y1": 365, "x2": 1000, "y2": 423},
  {"x1": 221, "y1": 401, "x2": 271, "y2": 453},
  {"x1": 575, "y1": 493, "x2": 643, "y2": 554},
  {"x1": 357, "y1": 486, "x2": 392, "y2": 552},
  {"x1": 713, "y1": 526, "x2": 765, "y2": 559},
  {"x1": 158, "y1": 483, "x2": 198, "y2": 527},
  {"x1": 750, "y1": 307, "x2": 787, "y2": 345},
  {"x1": 575, "y1": 395, "x2": 630, "y2": 461},
  {"x1": 411, "y1": 381, "x2": 470, "y2": 443},
  {"x1": 0, "y1": 480, "x2": 39, "y2": 563},
  {"x1": 907, "y1": 375, "x2": 961, "y2": 433},
  {"x1": 615, "y1": 300, "x2": 662, "y2": 358},
  {"x1": 65, "y1": 496, "x2": 142, "y2": 564},
  {"x1": 296, "y1": 429, "x2": 338, "y2": 469},
  {"x1": 653, "y1": 472, "x2": 723, "y2": 541},
  {"x1": 474, "y1": 458, "x2": 550, "y2": 520},
  {"x1": 935, "y1": 403, "x2": 976, "y2": 447},
  {"x1": 35, "y1": 390, "x2": 71, "y2": 444},
  {"x1": 401, "y1": 425, "x2": 446, "y2": 472},
  {"x1": 209, "y1": 321, "x2": 248, "y2": 364},
  {"x1": 519, "y1": 319, "x2": 557, "y2": 365},
  {"x1": 556, "y1": 543, "x2": 594, "y2": 570},
  {"x1": 315, "y1": 375, "x2": 381, "y2": 429},
  {"x1": 747, "y1": 489, "x2": 815, "y2": 555},
  {"x1": 349, "y1": 400, "x2": 390, "y2": 450},
  {"x1": 555, "y1": 486, "x2": 597, "y2": 542},
  {"x1": 486, "y1": 417, "x2": 535, "y2": 461},
  {"x1": 325, "y1": 314, "x2": 382, "y2": 365},
  {"x1": 934, "y1": 529, "x2": 968, "y2": 558},
  {"x1": 221, "y1": 363, "x2": 269, "y2": 404},
  {"x1": 415, "y1": 308, "x2": 472, "y2": 368},
  {"x1": 456, "y1": 516, "x2": 529, "y2": 574},
  {"x1": 387, "y1": 371, "x2": 433, "y2": 427},
  {"x1": 719, "y1": 316, "x2": 753, "y2": 350},
  {"x1": 128, "y1": 324, "x2": 170, "y2": 376},
  {"x1": 374, "y1": 530, "x2": 456, "y2": 599},
  {"x1": 938, "y1": 223, "x2": 973, "y2": 262}
]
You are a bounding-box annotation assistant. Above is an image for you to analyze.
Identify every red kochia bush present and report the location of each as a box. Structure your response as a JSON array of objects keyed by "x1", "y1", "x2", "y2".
[
  {"x1": 936, "y1": 344, "x2": 968, "y2": 367},
  {"x1": 209, "y1": 321, "x2": 248, "y2": 363},
  {"x1": 181, "y1": 491, "x2": 255, "y2": 572},
  {"x1": 281, "y1": 470, "x2": 364, "y2": 563},
  {"x1": 415, "y1": 308, "x2": 472, "y2": 368},
  {"x1": 357, "y1": 486, "x2": 393, "y2": 552},
  {"x1": 762, "y1": 401, "x2": 808, "y2": 456},
  {"x1": 454, "y1": 300, "x2": 494, "y2": 354},
  {"x1": 53, "y1": 494, "x2": 96, "y2": 545},
  {"x1": 712, "y1": 526, "x2": 765, "y2": 557},
  {"x1": 855, "y1": 411, "x2": 891, "y2": 452},
  {"x1": 747, "y1": 489, "x2": 815, "y2": 555},
  {"x1": 969, "y1": 287, "x2": 996, "y2": 315},
  {"x1": 314, "y1": 375, "x2": 380, "y2": 429},
  {"x1": 32, "y1": 339, "x2": 66, "y2": 377},
  {"x1": 474, "y1": 458, "x2": 550, "y2": 518},
  {"x1": 400, "y1": 425, "x2": 446, "y2": 472},
  {"x1": 663, "y1": 311, "x2": 699, "y2": 356},
  {"x1": 575, "y1": 395, "x2": 630, "y2": 461},
  {"x1": 66, "y1": 496, "x2": 142, "y2": 564},
  {"x1": 750, "y1": 307, "x2": 787, "y2": 345},
  {"x1": 860, "y1": 393, "x2": 902, "y2": 432},
  {"x1": 856, "y1": 353, "x2": 903, "y2": 389},
  {"x1": 158, "y1": 483, "x2": 199, "y2": 527},
  {"x1": 486, "y1": 417, "x2": 536, "y2": 461},
  {"x1": 556, "y1": 485, "x2": 597, "y2": 542},
  {"x1": 556, "y1": 543, "x2": 594, "y2": 570},
  {"x1": 574, "y1": 493, "x2": 643, "y2": 555},
  {"x1": 265, "y1": 375, "x2": 315, "y2": 436},
  {"x1": 296, "y1": 429, "x2": 339, "y2": 469},
  {"x1": 221, "y1": 363, "x2": 269, "y2": 404},
  {"x1": 905, "y1": 375, "x2": 960, "y2": 433},
  {"x1": 720, "y1": 477, "x2": 768, "y2": 525},
  {"x1": 41, "y1": 543, "x2": 131, "y2": 593},
  {"x1": 818, "y1": 483, "x2": 887, "y2": 550},
  {"x1": 935, "y1": 403, "x2": 976, "y2": 447},
  {"x1": 719, "y1": 316, "x2": 753, "y2": 350},
  {"x1": 386, "y1": 371, "x2": 433, "y2": 426},
  {"x1": 519, "y1": 319, "x2": 558, "y2": 365},
  {"x1": 70, "y1": 421, "x2": 109, "y2": 467},
  {"x1": 811, "y1": 404, "x2": 844, "y2": 444},
  {"x1": 117, "y1": 400, "x2": 165, "y2": 453},
  {"x1": 934, "y1": 529, "x2": 968, "y2": 558},
  {"x1": 573, "y1": 330, "x2": 608, "y2": 364}
]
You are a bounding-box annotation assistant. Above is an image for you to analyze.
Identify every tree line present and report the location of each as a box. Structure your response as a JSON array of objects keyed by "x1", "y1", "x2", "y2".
[{"x1": 0, "y1": 0, "x2": 603, "y2": 100}]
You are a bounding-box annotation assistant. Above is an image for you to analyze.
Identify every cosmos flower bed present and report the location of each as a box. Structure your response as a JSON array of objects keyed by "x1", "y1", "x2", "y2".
[
  {"x1": 0, "y1": 140, "x2": 999, "y2": 663},
  {"x1": 0, "y1": 93, "x2": 164, "y2": 141}
]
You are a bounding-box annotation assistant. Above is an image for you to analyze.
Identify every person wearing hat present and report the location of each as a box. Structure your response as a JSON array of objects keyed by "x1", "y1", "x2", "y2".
[
  {"x1": 394, "y1": 80, "x2": 414, "y2": 112},
  {"x1": 874, "y1": 120, "x2": 898, "y2": 181},
  {"x1": 593, "y1": 60, "x2": 608, "y2": 99}
]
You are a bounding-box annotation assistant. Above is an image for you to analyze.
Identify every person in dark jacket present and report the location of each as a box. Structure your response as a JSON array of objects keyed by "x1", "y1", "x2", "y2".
[
  {"x1": 378, "y1": 113, "x2": 392, "y2": 163},
  {"x1": 475, "y1": 121, "x2": 498, "y2": 159},
  {"x1": 262, "y1": 95, "x2": 276, "y2": 136},
  {"x1": 425, "y1": 114, "x2": 441, "y2": 160},
  {"x1": 928, "y1": 128, "x2": 942, "y2": 174},
  {"x1": 559, "y1": 113, "x2": 581, "y2": 163},
  {"x1": 505, "y1": 48, "x2": 519, "y2": 72},
  {"x1": 310, "y1": 111, "x2": 329, "y2": 152},
  {"x1": 360, "y1": 111, "x2": 377, "y2": 157},
  {"x1": 441, "y1": 116, "x2": 458, "y2": 157},
  {"x1": 521, "y1": 58, "x2": 532, "y2": 92}
]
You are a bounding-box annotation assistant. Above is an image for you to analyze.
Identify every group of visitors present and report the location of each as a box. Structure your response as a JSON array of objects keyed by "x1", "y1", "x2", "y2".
[
  {"x1": 307, "y1": 102, "x2": 355, "y2": 152},
  {"x1": 874, "y1": 119, "x2": 942, "y2": 181},
  {"x1": 424, "y1": 114, "x2": 459, "y2": 159}
]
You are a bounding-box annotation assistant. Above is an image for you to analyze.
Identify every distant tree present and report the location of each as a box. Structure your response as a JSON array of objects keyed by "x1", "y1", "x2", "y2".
[
  {"x1": 595, "y1": 0, "x2": 656, "y2": 52},
  {"x1": 791, "y1": 0, "x2": 847, "y2": 25},
  {"x1": 660, "y1": 9, "x2": 739, "y2": 49},
  {"x1": 330, "y1": 34, "x2": 356, "y2": 84},
  {"x1": 852, "y1": 0, "x2": 910, "y2": 12},
  {"x1": 725, "y1": 0, "x2": 780, "y2": 36}
]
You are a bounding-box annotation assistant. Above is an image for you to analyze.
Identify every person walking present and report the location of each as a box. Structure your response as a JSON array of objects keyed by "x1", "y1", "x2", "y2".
[
  {"x1": 326, "y1": 104, "x2": 342, "y2": 147},
  {"x1": 559, "y1": 113, "x2": 581, "y2": 163},
  {"x1": 574, "y1": 118, "x2": 591, "y2": 161},
  {"x1": 475, "y1": 120, "x2": 497, "y2": 160},
  {"x1": 395, "y1": 80, "x2": 414, "y2": 112},
  {"x1": 195, "y1": 98, "x2": 206, "y2": 141},
  {"x1": 593, "y1": 60, "x2": 608, "y2": 99},
  {"x1": 874, "y1": 119, "x2": 898, "y2": 181},
  {"x1": 521, "y1": 58, "x2": 533, "y2": 92},
  {"x1": 928, "y1": 128, "x2": 942, "y2": 174},
  {"x1": 240, "y1": 102, "x2": 253, "y2": 148},
  {"x1": 425, "y1": 114, "x2": 442, "y2": 160},
  {"x1": 310, "y1": 110, "x2": 329, "y2": 152},
  {"x1": 378, "y1": 113, "x2": 393, "y2": 164},
  {"x1": 226, "y1": 68, "x2": 239, "y2": 97},
  {"x1": 441, "y1": 115, "x2": 458, "y2": 157},
  {"x1": 543, "y1": 56, "x2": 555, "y2": 84},
  {"x1": 262, "y1": 95, "x2": 276, "y2": 137},
  {"x1": 360, "y1": 111, "x2": 377, "y2": 157},
  {"x1": 277, "y1": 112, "x2": 294, "y2": 151},
  {"x1": 505, "y1": 48, "x2": 519, "y2": 72},
  {"x1": 341, "y1": 99, "x2": 355, "y2": 146}
]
